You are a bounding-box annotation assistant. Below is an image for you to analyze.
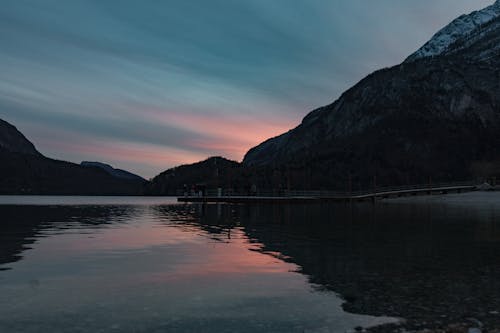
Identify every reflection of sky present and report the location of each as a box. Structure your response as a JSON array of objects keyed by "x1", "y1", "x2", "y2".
[
  {"x1": 0, "y1": 206, "x2": 399, "y2": 332},
  {"x1": 0, "y1": 0, "x2": 492, "y2": 178}
]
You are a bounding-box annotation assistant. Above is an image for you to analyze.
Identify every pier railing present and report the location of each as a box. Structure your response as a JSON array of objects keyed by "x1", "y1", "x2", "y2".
[{"x1": 180, "y1": 181, "x2": 477, "y2": 199}]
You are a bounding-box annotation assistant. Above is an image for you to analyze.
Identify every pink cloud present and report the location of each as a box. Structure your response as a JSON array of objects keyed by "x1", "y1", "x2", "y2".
[
  {"x1": 52, "y1": 139, "x2": 205, "y2": 165},
  {"x1": 135, "y1": 107, "x2": 298, "y2": 160},
  {"x1": 24, "y1": 106, "x2": 300, "y2": 177},
  {"x1": 34, "y1": 130, "x2": 209, "y2": 177}
]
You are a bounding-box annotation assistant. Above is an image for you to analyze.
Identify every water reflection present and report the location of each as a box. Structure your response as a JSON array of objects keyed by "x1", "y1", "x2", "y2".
[
  {"x1": 0, "y1": 199, "x2": 397, "y2": 333},
  {"x1": 0, "y1": 205, "x2": 137, "y2": 270},
  {"x1": 152, "y1": 197, "x2": 500, "y2": 329},
  {"x1": 1, "y1": 193, "x2": 500, "y2": 331}
]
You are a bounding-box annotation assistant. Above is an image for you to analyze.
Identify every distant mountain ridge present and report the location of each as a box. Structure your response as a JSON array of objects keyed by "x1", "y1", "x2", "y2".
[
  {"x1": 81, "y1": 161, "x2": 145, "y2": 182},
  {"x1": 0, "y1": 118, "x2": 145, "y2": 195}
]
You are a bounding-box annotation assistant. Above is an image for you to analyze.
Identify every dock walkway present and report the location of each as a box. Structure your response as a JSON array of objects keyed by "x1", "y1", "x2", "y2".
[{"x1": 178, "y1": 183, "x2": 477, "y2": 203}]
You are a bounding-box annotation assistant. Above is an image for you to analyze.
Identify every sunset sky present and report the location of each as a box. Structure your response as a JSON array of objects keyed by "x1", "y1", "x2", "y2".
[{"x1": 0, "y1": 0, "x2": 492, "y2": 178}]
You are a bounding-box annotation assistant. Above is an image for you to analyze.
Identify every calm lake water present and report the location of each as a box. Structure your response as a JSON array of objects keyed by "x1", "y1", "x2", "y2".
[{"x1": 1, "y1": 193, "x2": 500, "y2": 332}]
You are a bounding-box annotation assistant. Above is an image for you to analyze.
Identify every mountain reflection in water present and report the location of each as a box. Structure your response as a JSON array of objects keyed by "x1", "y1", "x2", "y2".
[{"x1": 1, "y1": 193, "x2": 500, "y2": 331}]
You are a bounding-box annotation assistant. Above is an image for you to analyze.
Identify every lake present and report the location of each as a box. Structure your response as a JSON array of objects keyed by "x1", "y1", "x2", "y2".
[{"x1": 1, "y1": 193, "x2": 500, "y2": 332}]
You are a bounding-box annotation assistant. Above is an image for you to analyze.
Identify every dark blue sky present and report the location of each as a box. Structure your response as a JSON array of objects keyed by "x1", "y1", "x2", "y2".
[{"x1": 0, "y1": 0, "x2": 492, "y2": 177}]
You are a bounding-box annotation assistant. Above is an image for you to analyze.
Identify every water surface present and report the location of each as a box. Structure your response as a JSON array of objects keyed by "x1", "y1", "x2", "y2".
[
  {"x1": 2, "y1": 193, "x2": 500, "y2": 331},
  {"x1": 0, "y1": 196, "x2": 402, "y2": 333}
]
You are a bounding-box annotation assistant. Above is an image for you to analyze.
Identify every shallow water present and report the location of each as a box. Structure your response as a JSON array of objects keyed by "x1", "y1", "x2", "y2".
[{"x1": 0, "y1": 196, "x2": 402, "y2": 333}]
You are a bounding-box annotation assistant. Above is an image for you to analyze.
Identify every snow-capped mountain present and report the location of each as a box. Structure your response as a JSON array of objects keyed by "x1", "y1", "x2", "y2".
[
  {"x1": 405, "y1": 0, "x2": 500, "y2": 62},
  {"x1": 243, "y1": 1, "x2": 500, "y2": 189}
]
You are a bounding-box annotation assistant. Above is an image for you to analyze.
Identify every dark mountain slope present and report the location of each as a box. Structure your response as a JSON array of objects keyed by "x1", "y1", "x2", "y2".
[
  {"x1": 0, "y1": 119, "x2": 145, "y2": 195},
  {"x1": 147, "y1": 157, "x2": 241, "y2": 195},
  {"x1": 243, "y1": 16, "x2": 500, "y2": 189},
  {"x1": 0, "y1": 119, "x2": 40, "y2": 156}
]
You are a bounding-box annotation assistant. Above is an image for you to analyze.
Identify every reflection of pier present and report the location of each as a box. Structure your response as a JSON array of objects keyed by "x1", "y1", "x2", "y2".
[{"x1": 178, "y1": 182, "x2": 477, "y2": 203}]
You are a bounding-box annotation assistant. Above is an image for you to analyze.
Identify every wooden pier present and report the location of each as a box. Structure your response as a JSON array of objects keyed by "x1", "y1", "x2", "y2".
[{"x1": 178, "y1": 183, "x2": 477, "y2": 203}]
